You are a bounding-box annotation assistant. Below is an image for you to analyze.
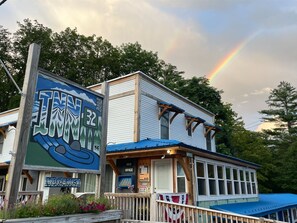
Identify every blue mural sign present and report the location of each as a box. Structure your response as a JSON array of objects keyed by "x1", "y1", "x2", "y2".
[{"x1": 25, "y1": 70, "x2": 103, "y2": 172}]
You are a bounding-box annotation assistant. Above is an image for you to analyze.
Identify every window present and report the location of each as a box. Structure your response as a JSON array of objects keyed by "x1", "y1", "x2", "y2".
[
  {"x1": 226, "y1": 167, "x2": 233, "y2": 195},
  {"x1": 208, "y1": 164, "x2": 216, "y2": 195},
  {"x1": 105, "y1": 165, "x2": 113, "y2": 192},
  {"x1": 251, "y1": 172, "x2": 257, "y2": 194},
  {"x1": 240, "y1": 170, "x2": 246, "y2": 194},
  {"x1": 246, "y1": 171, "x2": 252, "y2": 194},
  {"x1": 160, "y1": 111, "x2": 169, "y2": 139},
  {"x1": 77, "y1": 173, "x2": 96, "y2": 192},
  {"x1": 269, "y1": 213, "x2": 277, "y2": 220},
  {"x1": 186, "y1": 120, "x2": 192, "y2": 136},
  {"x1": 177, "y1": 163, "x2": 186, "y2": 192},
  {"x1": 196, "y1": 162, "x2": 206, "y2": 195},
  {"x1": 233, "y1": 169, "x2": 240, "y2": 194},
  {"x1": 206, "y1": 131, "x2": 211, "y2": 151},
  {"x1": 19, "y1": 176, "x2": 28, "y2": 191},
  {"x1": 217, "y1": 166, "x2": 225, "y2": 195},
  {"x1": 0, "y1": 176, "x2": 5, "y2": 191},
  {"x1": 196, "y1": 159, "x2": 258, "y2": 198},
  {"x1": 0, "y1": 134, "x2": 3, "y2": 155}
]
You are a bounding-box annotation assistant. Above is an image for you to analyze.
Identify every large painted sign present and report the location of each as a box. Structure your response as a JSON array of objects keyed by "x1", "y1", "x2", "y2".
[{"x1": 24, "y1": 70, "x2": 103, "y2": 173}]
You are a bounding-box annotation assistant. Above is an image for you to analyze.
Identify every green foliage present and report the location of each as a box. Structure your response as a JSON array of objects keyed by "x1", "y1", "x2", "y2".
[
  {"x1": 260, "y1": 81, "x2": 297, "y2": 136},
  {"x1": 258, "y1": 81, "x2": 297, "y2": 193},
  {"x1": 42, "y1": 194, "x2": 81, "y2": 216},
  {"x1": 0, "y1": 194, "x2": 110, "y2": 219}
]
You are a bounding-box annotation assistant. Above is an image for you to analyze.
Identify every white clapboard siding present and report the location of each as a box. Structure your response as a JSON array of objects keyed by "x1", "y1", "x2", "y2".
[
  {"x1": 140, "y1": 95, "x2": 160, "y2": 140},
  {"x1": 107, "y1": 95, "x2": 135, "y2": 144},
  {"x1": 0, "y1": 108, "x2": 18, "y2": 126},
  {"x1": 109, "y1": 79, "x2": 135, "y2": 96},
  {"x1": 140, "y1": 77, "x2": 215, "y2": 150},
  {"x1": 140, "y1": 78, "x2": 213, "y2": 122},
  {"x1": 0, "y1": 126, "x2": 16, "y2": 163}
]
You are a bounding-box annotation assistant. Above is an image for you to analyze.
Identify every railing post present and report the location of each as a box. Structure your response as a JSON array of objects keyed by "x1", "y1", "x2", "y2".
[{"x1": 150, "y1": 193, "x2": 157, "y2": 222}]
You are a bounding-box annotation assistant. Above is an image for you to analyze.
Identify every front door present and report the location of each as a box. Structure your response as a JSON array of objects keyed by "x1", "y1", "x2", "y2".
[{"x1": 152, "y1": 159, "x2": 173, "y2": 193}]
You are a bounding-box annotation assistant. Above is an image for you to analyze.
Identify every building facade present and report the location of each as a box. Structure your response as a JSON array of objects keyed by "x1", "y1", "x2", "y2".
[{"x1": 0, "y1": 71, "x2": 296, "y2": 222}]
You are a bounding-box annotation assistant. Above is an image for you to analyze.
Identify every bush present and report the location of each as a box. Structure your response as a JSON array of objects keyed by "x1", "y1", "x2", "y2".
[
  {"x1": 42, "y1": 194, "x2": 81, "y2": 216},
  {"x1": 0, "y1": 194, "x2": 110, "y2": 219}
]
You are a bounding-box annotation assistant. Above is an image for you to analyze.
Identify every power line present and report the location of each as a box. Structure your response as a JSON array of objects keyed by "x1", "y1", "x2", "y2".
[
  {"x1": 0, "y1": 59, "x2": 23, "y2": 95},
  {"x1": 0, "y1": 0, "x2": 7, "y2": 6}
]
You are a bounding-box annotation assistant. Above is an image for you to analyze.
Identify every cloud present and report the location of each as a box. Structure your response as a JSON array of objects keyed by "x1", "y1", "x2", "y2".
[
  {"x1": 1, "y1": 0, "x2": 297, "y2": 131},
  {"x1": 256, "y1": 122, "x2": 276, "y2": 132},
  {"x1": 250, "y1": 87, "x2": 272, "y2": 95}
]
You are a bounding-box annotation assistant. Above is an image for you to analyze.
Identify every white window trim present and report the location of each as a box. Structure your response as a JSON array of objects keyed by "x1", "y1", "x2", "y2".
[
  {"x1": 195, "y1": 156, "x2": 258, "y2": 201},
  {"x1": 175, "y1": 159, "x2": 188, "y2": 193}
]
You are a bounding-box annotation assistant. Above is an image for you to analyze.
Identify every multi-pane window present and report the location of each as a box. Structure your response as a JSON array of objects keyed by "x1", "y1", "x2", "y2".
[
  {"x1": 195, "y1": 159, "x2": 257, "y2": 197},
  {"x1": 208, "y1": 164, "x2": 216, "y2": 195},
  {"x1": 177, "y1": 163, "x2": 186, "y2": 192},
  {"x1": 226, "y1": 167, "x2": 233, "y2": 195},
  {"x1": 217, "y1": 166, "x2": 225, "y2": 195},
  {"x1": 240, "y1": 170, "x2": 246, "y2": 194},
  {"x1": 233, "y1": 169, "x2": 240, "y2": 194},
  {"x1": 196, "y1": 162, "x2": 206, "y2": 195},
  {"x1": 246, "y1": 171, "x2": 252, "y2": 194},
  {"x1": 160, "y1": 111, "x2": 169, "y2": 139},
  {"x1": 251, "y1": 172, "x2": 257, "y2": 194}
]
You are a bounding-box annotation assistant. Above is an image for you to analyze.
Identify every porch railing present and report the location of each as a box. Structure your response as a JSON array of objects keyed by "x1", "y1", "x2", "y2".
[
  {"x1": 0, "y1": 191, "x2": 43, "y2": 208},
  {"x1": 105, "y1": 193, "x2": 286, "y2": 223},
  {"x1": 154, "y1": 199, "x2": 285, "y2": 223},
  {"x1": 104, "y1": 192, "x2": 151, "y2": 221}
]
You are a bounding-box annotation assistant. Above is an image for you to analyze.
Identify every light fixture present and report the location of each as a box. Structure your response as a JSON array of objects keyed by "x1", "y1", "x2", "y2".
[
  {"x1": 167, "y1": 150, "x2": 171, "y2": 154},
  {"x1": 161, "y1": 155, "x2": 165, "y2": 159}
]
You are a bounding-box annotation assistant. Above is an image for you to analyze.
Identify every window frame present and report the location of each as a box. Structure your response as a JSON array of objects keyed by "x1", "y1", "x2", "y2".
[
  {"x1": 0, "y1": 176, "x2": 5, "y2": 192},
  {"x1": 205, "y1": 130, "x2": 212, "y2": 151},
  {"x1": 160, "y1": 110, "x2": 170, "y2": 139},
  {"x1": 176, "y1": 161, "x2": 187, "y2": 193},
  {"x1": 195, "y1": 157, "x2": 258, "y2": 201}
]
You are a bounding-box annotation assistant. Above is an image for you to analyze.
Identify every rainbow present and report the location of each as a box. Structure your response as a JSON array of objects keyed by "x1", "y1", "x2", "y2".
[{"x1": 206, "y1": 33, "x2": 258, "y2": 82}]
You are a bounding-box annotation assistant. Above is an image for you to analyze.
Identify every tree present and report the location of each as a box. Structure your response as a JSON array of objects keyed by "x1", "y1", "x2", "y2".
[
  {"x1": 277, "y1": 141, "x2": 297, "y2": 193},
  {"x1": 230, "y1": 127, "x2": 276, "y2": 192},
  {"x1": 0, "y1": 26, "x2": 15, "y2": 112},
  {"x1": 259, "y1": 81, "x2": 297, "y2": 193},
  {"x1": 260, "y1": 81, "x2": 297, "y2": 136},
  {"x1": 118, "y1": 42, "x2": 162, "y2": 79}
]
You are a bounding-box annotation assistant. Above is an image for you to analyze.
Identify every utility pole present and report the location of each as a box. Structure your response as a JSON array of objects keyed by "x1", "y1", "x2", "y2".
[
  {"x1": 5, "y1": 43, "x2": 40, "y2": 209},
  {"x1": 95, "y1": 82, "x2": 109, "y2": 197}
]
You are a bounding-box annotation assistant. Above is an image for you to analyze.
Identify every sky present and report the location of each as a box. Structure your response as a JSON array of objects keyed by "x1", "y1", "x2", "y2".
[{"x1": 1, "y1": 0, "x2": 297, "y2": 131}]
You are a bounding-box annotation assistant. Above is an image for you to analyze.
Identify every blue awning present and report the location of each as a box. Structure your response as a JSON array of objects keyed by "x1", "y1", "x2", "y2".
[
  {"x1": 211, "y1": 193, "x2": 297, "y2": 217},
  {"x1": 107, "y1": 139, "x2": 182, "y2": 153},
  {"x1": 106, "y1": 138, "x2": 260, "y2": 169}
]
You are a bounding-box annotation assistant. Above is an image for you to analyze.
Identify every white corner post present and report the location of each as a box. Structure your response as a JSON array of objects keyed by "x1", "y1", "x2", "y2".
[
  {"x1": 96, "y1": 81, "x2": 109, "y2": 198},
  {"x1": 150, "y1": 193, "x2": 157, "y2": 222},
  {"x1": 5, "y1": 43, "x2": 40, "y2": 209}
]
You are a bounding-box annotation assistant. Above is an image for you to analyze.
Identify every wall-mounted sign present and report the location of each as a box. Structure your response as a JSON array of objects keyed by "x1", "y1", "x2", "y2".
[
  {"x1": 24, "y1": 70, "x2": 104, "y2": 173},
  {"x1": 124, "y1": 167, "x2": 134, "y2": 173},
  {"x1": 45, "y1": 177, "x2": 81, "y2": 188}
]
